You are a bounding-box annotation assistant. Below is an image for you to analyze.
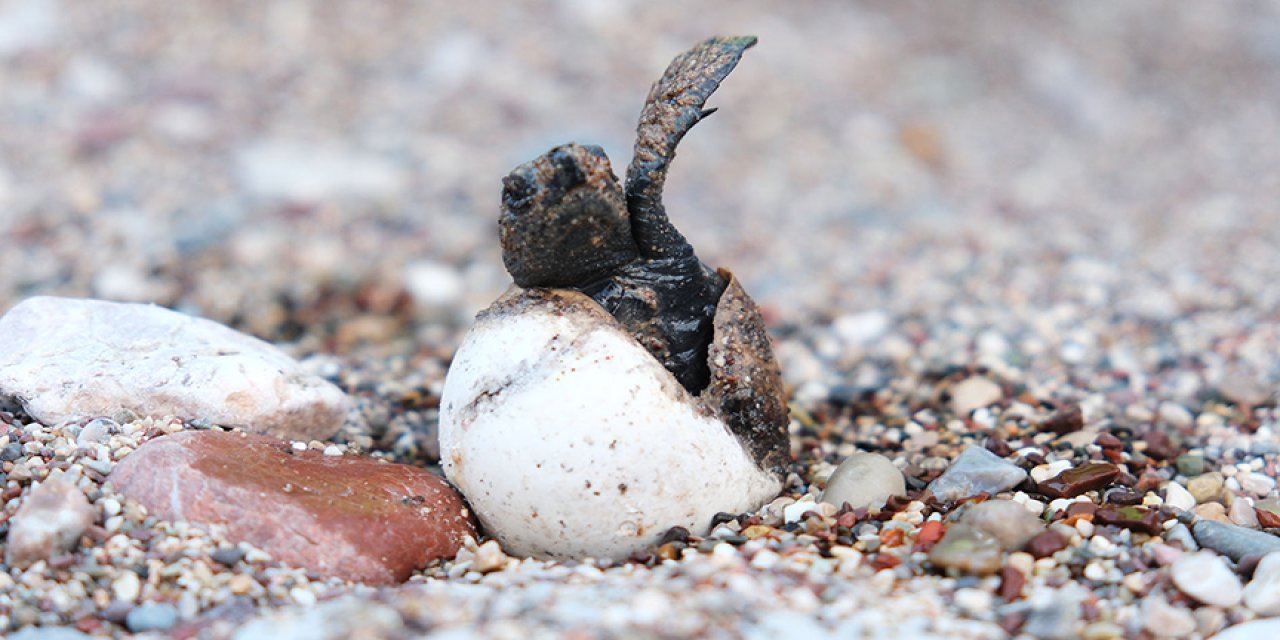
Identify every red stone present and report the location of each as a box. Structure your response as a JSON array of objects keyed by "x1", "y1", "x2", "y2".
[
  {"x1": 1024, "y1": 530, "x2": 1068, "y2": 558},
  {"x1": 1041, "y1": 404, "x2": 1084, "y2": 435},
  {"x1": 999, "y1": 565, "x2": 1026, "y2": 601},
  {"x1": 1038, "y1": 463, "x2": 1121, "y2": 498},
  {"x1": 109, "y1": 431, "x2": 475, "y2": 585},
  {"x1": 1257, "y1": 508, "x2": 1280, "y2": 529},
  {"x1": 913, "y1": 520, "x2": 945, "y2": 552}
]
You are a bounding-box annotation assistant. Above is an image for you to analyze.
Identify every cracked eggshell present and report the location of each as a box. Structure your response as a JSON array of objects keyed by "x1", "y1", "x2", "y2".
[{"x1": 439, "y1": 284, "x2": 782, "y2": 560}]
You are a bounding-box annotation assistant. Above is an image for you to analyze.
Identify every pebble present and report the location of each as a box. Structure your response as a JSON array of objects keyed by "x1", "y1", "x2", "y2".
[
  {"x1": 1212, "y1": 619, "x2": 1280, "y2": 640},
  {"x1": 472, "y1": 540, "x2": 509, "y2": 574},
  {"x1": 1163, "y1": 482, "x2": 1196, "y2": 512},
  {"x1": 1025, "y1": 530, "x2": 1069, "y2": 558},
  {"x1": 1038, "y1": 463, "x2": 1120, "y2": 498},
  {"x1": 235, "y1": 141, "x2": 408, "y2": 202},
  {"x1": 949, "y1": 376, "x2": 1003, "y2": 415},
  {"x1": 1031, "y1": 460, "x2": 1073, "y2": 484},
  {"x1": 4, "y1": 471, "x2": 96, "y2": 568},
  {"x1": 820, "y1": 452, "x2": 905, "y2": 510},
  {"x1": 76, "y1": 417, "x2": 116, "y2": 445},
  {"x1": 9, "y1": 628, "x2": 92, "y2": 640},
  {"x1": 1243, "y1": 472, "x2": 1277, "y2": 497},
  {"x1": 402, "y1": 260, "x2": 465, "y2": 311},
  {"x1": 1175, "y1": 454, "x2": 1205, "y2": 478},
  {"x1": 1188, "y1": 472, "x2": 1225, "y2": 504},
  {"x1": 1244, "y1": 552, "x2": 1280, "y2": 616},
  {"x1": 1170, "y1": 550, "x2": 1243, "y2": 607},
  {"x1": 927, "y1": 446, "x2": 1028, "y2": 502},
  {"x1": 957, "y1": 499, "x2": 1045, "y2": 550},
  {"x1": 1157, "y1": 402, "x2": 1194, "y2": 429},
  {"x1": 110, "y1": 430, "x2": 476, "y2": 584},
  {"x1": 125, "y1": 602, "x2": 180, "y2": 633},
  {"x1": 1041, "y1": 404, "x2": 1085, "y2": 435},
  {"x1": 1193, "y1": 520, "x2": 1280, "y2": 561},
  {"x1": 1193, "y1": 502, "x2": 1231, "y2": 523},
  {"x1": 1231, "y1": 498, "x2": 1260, "y2": 528},
  {"x1": 927, "y1": 524, "x2": 1003, "y2": 575},
  {"x1": 112, "y1": 570, "x2": 141, "y2": 603},
  {"x1": 1141, "y1": 593, "x2": 1197, "y2": 638},
  {"x1": 0, "y1": 297, "x2": 349, "y2": 441}
]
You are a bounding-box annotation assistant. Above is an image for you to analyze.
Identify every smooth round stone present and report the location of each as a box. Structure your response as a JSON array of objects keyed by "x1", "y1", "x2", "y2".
[
  {"x1": 126, "y1": 602, "x2": 179, "y2": 633},
  {"x1": 957, "y1": 499, "x2": 1045, "y2": 550},
  {"x1": 949, "y1": 376, "x2": 1003, "y2": 415},
  {"x1": 821, "y1": 452, "x2": 905, "y2": 511},
  {"x1": 1213, "y1": 619, "x2": 1280, "y2": 640},
  {"x1": 1170, "y1": 550, "x2": 1242, "y2": 607},
  {"x1": 1244, "y1": 552, "x2": 1280, "y2": 616},
  {"x1": 0, "y1": 296, "x2": 348, "y2": 441},
  {"x1": 1188, "y1": 472, "x2": 1225, "y2": 504},
  {"x1": 927, "y1": 524, "x2": 1003, "y2": 575},
  {"x1": 4, "y1": 471, "x2": 96, "y2": 568},
  {"x1": 1141, "y1": 593, "x2": 1196, "y2": 639},
  {"x1": 1193, "y1": 520, "x2": 1280, "y2": 561}
]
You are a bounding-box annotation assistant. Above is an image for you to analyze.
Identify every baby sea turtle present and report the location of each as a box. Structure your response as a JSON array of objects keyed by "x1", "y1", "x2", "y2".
[{"x1": 440, "y1": 36, "x2": 789, "y2": 559}]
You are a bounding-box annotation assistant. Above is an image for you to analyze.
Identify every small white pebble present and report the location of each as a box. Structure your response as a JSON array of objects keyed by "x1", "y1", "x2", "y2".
[
  {"x1": 1075, "y1": 519, "x2": 1095, "y2": 538},
  {"x1": 1164, "y1": 482, "x2": 1196, "y2": 512},
  {"x1": 322, "y1": 445, "x2": 342, "y2": 457},
  {"x1": 1007, "y1": 552, "x2": 1034, "y2": 575},
  {"x1": 291, "y1": 442, "x2": 306, "y2": 451},
  {"x1": 954, "y1": 588, "x2": 992, "y2": 615},
  {"x1": 1084, "y1": 562, "x2": 1107, "y2": 581}
]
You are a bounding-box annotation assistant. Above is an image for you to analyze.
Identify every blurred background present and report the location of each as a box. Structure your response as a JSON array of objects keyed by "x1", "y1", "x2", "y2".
[{"x1": 1, "y1": 0, "x2": 1278, "y2": 360}]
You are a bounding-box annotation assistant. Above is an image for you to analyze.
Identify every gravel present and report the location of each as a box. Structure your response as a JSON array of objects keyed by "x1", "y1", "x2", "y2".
[{"x1": 2, "y1": 1, "x2": 1280, "y2": 638}]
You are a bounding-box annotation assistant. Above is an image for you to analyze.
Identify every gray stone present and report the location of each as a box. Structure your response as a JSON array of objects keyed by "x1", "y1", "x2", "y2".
[
  {"x1": 821, "y1": 452, "x2": 905, "y2": 510},
  {"x1": 1022, "y1": 584, "x2": 1085, "y2": 640},
  {"x1": 5, "y1": 472, "x2": 96, "y2": 568},
  {"x1": 1192, "y1": 520, "x2": 1280, "y2": 561},
  {"x1": 927, "y1": 524, "x2": 1002, "y2": 575},
  {"x1": 957, "y1": 499, "x2": 1044, "y2": 550},
  {"x1": 927, "y1": 446, "x2": 1028, "y2": 502},
  {"x1": 0, "y1": 297, "x2": 348, "y2": 441},
  {"x1": 126, "y1": 602, "x2": 179, "y2": 633}
]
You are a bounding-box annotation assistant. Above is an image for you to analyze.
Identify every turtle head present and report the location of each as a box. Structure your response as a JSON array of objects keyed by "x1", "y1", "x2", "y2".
[{"x1": 500, "y1": 143, "x2": 639, "y2": 288}]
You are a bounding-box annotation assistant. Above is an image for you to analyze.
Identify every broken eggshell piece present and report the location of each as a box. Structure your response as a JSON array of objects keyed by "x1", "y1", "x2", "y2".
[{"x1": 439, "y1": 273, "x2": 785, "y2": 560}]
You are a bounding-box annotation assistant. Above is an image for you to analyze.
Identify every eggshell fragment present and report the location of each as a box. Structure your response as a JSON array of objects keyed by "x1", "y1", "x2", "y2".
[{"x1": 440, "y1": 286, "x2": 782, "y2": 560}]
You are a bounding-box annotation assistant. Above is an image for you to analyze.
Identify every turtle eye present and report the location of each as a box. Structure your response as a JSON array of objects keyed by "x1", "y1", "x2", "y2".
[{"x1": 501, "y1": 172, "x2": 536, "y2": 212}]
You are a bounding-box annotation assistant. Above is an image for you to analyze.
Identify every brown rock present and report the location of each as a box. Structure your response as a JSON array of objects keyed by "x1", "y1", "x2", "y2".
[
  {"x1": 1094, "y1": 506, "x2": 1162, "y2": 535},
  {"x1": 5, "y1": 471, "x2": 96, "y2": 568},
  {"x1": 1025, "y1": 529, "x2": 1068, "y2": 558},
  {"x1": 110, "y1": 431, "x2": 475, "y2": 585},
  {"x1": 1038, "y1": 463, "x2": 1121, "y2": 498},
  {"x1": 1041, "y1": 404, "x2": 1084, "y2": 435}
]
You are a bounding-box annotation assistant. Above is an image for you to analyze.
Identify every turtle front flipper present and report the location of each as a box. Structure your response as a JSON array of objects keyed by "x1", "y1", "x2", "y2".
[{"x1": 625, "y1": 35, "x2": 757, "y2": 260}]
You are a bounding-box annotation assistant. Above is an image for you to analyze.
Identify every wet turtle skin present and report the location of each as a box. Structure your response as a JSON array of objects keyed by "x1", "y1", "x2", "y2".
[{"x1": 499, "y1": 36, "x2": 757, "y2": 394}]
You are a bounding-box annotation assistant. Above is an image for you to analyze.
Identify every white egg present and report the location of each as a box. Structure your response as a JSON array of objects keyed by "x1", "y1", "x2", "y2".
[{"x1": 440, "y1": 287, "x2": 781, "y2": 560}]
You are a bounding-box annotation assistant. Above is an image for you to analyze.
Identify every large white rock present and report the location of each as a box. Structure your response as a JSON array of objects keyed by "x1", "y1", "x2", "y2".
[
  {"x1": 440, "y1": 289, "x2": 781, "y2": 560},
  {"x1": 0, "y1": 297, "x2": 347, "y2": 440}
]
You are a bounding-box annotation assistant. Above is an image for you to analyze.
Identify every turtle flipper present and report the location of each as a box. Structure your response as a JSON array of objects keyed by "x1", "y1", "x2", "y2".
[{"x1": 625, "y1": 36, "x2": 757, "y2": 259}]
